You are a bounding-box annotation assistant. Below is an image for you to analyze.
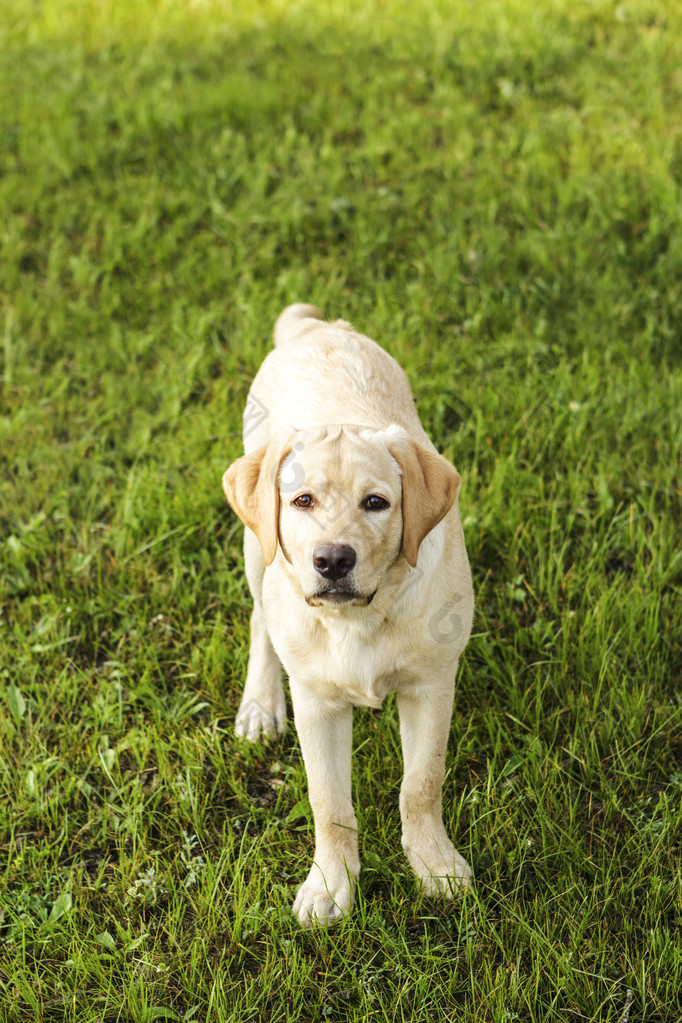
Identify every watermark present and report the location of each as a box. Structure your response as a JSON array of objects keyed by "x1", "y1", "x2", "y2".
[
  {"x1": 277, "y1": 441, "x2": 356, "y2": 529},
  {"x1": 396, "y1": 564, "x2": 424, "y2": 600},
  {"x1": 428, "y1": 598, "x2": 464, "y2": 645},
  {"x1": 396, "y1": 568, "x2": 465, "y2": 644},
  {"x1": 243, "y1": 392, "x2": 270, "y2": 439},
  {"x1": 309, "y1": 481, "x2": 353, "y2": 530},
  {"x1": 279, "y1": 443, "x2": 306, "y2": 494},
  {"x1": 236, "y1": 697, "x2": 280, "y2": 735}
]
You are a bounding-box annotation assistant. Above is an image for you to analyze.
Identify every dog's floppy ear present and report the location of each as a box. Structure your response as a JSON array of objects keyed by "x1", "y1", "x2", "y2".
[
  {"x1": 388, "y1": 436, "x2": 461, "y2": 568},
  {"x1": 222, "y1": 436, "x2": 294, "y2": 566}
]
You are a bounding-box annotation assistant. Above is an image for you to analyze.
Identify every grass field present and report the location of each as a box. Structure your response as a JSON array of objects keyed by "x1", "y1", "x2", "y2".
[{"x1": 1, "y1": 0, "x2": 681, "y2": 1019}]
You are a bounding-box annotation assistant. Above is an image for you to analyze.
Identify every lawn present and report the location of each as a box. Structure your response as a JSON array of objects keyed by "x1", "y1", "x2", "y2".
[{"x1": 1, "y1": 0, "x2": 681, "y2": 1019}]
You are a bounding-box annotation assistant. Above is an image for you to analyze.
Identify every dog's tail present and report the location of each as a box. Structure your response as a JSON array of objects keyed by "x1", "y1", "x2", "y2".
[{"x1": 273, "y1": 303, "x2": 324, "y2": 347}]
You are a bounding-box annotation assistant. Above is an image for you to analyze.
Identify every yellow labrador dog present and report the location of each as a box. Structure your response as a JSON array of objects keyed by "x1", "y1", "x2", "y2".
[{"x1": 223, "y1": 304, "x2": 474, "y2": 926}]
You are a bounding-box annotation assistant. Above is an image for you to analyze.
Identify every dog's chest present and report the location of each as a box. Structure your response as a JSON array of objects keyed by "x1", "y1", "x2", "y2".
[{"x1": 284, "y1": 618, "x2": 409, "y2": 708}]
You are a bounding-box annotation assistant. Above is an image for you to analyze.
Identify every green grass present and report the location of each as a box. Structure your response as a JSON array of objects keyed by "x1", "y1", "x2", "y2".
[{"x1": 1, "y1": 0, "x2": 681, "y2": 1019}]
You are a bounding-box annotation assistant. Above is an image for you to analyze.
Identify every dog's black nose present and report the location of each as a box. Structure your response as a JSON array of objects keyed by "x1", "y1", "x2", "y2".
[{"x1": 313, "y1": 544, "x2": 357, "y2": 581}]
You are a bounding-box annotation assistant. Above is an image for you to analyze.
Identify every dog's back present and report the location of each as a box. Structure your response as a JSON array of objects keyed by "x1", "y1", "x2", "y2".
[{"x1": 246, "y1": 304, "x2": 429, "y2": 453}]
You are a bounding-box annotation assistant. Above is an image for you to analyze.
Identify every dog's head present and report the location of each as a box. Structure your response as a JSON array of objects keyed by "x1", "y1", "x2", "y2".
[{"x1": 223, "y1": 424, "x2": 460, "y2": 608}]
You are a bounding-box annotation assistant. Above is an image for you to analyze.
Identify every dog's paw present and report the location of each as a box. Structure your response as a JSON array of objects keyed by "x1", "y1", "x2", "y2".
[
  {"x1": 403, "y1": 832, "x2": 473, "y2": 897},
  {"x1": 235, "y1": 695, "x2": 286, "y2": 742},
  {"x1": 292, "y1": 863, "x2": 356, "y2": 928}
]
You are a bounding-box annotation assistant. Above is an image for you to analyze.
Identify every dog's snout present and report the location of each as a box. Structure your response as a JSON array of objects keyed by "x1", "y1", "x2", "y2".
[{"x1": 313, "y1": 544, "x2": 357, "y2": 581}]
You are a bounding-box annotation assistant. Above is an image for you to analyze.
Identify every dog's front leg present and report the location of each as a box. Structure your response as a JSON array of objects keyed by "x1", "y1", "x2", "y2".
[
  {"x1": 236, "y1": 601, "x2": 286, "y2": 741},
  {"x1": 397, "y1": 676, "x2": 473, "y2": 896},
  {"x1": 289, "y1": 688, "x2": 359, "y2": 927},
  {"x1": 235, "y1": 530, "x2": 287, "y2": 742}
]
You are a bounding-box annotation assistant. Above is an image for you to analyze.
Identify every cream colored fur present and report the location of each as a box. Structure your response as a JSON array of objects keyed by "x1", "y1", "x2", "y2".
[{"x1": 223, "y1": 304, "x2": 474, "y2": 926}]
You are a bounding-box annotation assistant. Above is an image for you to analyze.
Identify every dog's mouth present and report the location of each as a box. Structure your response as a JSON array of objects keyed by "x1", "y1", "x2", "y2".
[{"x1": 305, "y1": 586, "x2": 376, "y2": 607}]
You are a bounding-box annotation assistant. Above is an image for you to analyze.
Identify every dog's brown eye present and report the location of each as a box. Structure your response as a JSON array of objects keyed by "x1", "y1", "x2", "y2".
[
  {"x1": 293, "y1": 494, "x2": 314, "y2": 509},
  {"x1": 363, "y1": 495, "x2": 389, "y2": 511}
]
